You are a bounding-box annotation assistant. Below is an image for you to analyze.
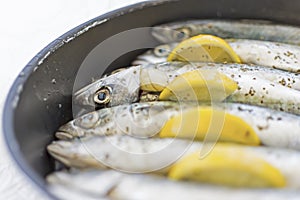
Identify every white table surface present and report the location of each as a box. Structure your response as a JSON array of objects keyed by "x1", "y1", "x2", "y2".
[{"x1": 0, "y1": 0, "x2": 146, "y2": 199}]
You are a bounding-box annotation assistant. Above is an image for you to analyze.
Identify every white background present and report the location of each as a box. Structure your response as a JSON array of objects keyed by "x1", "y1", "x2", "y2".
[{"x1": 0, "y1": 0, "x2": 146, "y2": 199}]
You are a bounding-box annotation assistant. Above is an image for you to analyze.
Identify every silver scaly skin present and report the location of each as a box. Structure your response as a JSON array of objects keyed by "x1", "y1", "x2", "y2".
[
  {"x1": 47, "y1": 169, "x2": 300, "y2": 200},
  {"x1": 152, "y1": 19, "x2": 300, "y2": 44},
  {"x1": 55, "y1": 102, "x2": 300, "y2": 151},
  {"x1": 74, "y1": 62, "x2": 300, "y2": 115},
  {"x1": 47, "y1": 134, "x2": 199, "y2": 173},
  {"x1": 56, "y1": 101, "x2": 179, "y2": 140},
  {"x1": 47, "y1": 135, "x2": 300, "y2": 186},
  {"x1": 133, "y1": 39, "x2": 300, "y2": 73}
]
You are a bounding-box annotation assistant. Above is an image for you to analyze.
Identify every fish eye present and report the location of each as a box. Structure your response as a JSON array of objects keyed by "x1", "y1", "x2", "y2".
[
  {"x1": 94, "y1": 86, "x2": 112, "y2": 105},
  {"x1": 173, "y1": 28, "x2": 190, "y2": 41},
  {"x1": 153, "y1": 45, "x2": 171, "y2": 57}
]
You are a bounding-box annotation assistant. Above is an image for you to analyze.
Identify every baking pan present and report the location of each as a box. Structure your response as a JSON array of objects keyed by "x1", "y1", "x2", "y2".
[{"x1": 3, "y1": 0, "x2": 300, "y2": 198}]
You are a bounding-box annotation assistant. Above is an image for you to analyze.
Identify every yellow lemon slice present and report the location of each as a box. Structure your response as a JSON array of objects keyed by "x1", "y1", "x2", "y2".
[
  {"x1": 167, "y1": 34, "x2": 241, "y2": 63},
  {"x1": 159, "y1": 69, "x2": 238, "y2": 102},
  {"x1": 169, "y1": 144, "x2": 286, "y2": 188},
  {"x1": 159, "y1": 107, "x2": 260, "y2": 145}
]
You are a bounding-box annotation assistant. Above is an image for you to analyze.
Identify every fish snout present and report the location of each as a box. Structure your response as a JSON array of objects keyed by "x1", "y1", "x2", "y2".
[{"x1": 55, "y1": 122, "x2": 81, "y2": 140}]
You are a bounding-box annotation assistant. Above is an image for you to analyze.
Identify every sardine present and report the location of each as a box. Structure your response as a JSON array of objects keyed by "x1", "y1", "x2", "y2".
[
  {"x1": 48, "y1": 134, "x2": 198, "y2": 173},
  {"x1": 74, "y1": 62, "x2": 300, "y2": 115},
  {"x1": 47, "y1": 135, "x2": 300, "y2": 186},
  {"x1": 133, "y1": 39, "x2": 300, "y2": 73},
  {"x1": 47, "y1": 169, "x2": 300, "y2": 200},
  {"x1": 151, "y1": 19, "x2": 300, "y2": 44},
  {"x1": 55, "y1": 102, "x2": 300, "y2": 150}
]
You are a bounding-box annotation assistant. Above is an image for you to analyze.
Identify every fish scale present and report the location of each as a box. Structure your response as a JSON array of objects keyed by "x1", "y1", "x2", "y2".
[
  {"x1": 74, "y1": 62, "x2": 300, "y2": 115},
  {"x1": 55, "y1": 102, "x2": 300, "y2": 150},
  {"x1": 133, "y1": 39, "x2": 300, "y2": 73},
  {"x1": 151, "y1": 19, "x2": 300, "y2": 44},
  {"x1": 48, "y1": 169, "x2": 300, "y2": 200},
  {"x1": 47, "y1": 135, "x2": 300, "y2": 187}
]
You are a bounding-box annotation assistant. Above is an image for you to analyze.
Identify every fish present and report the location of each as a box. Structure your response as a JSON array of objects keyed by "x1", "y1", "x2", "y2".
[
  {"x1": 48, "y1": 134, "x2": 198, "y2": 173},
  {"x1": 73, "y1": 62, "x2": 300, "y2": 115},
  {"x1": 133, "y1": 39, "x2": 300, "y2": 73},
  {"x1": 47, "y1": 135, "x2": 300, "y2": 186},
  {"x1": 47, "y1": 169, "x2": 300, "y2": 200},
  {"x1": 56, "y1": 101, "x2": 179, "y2": 140},
  {"x1": 151, "y1": 19, "x2": 300, "y2": 44},
  {"x1": 54, "y1": 101, "x2": 300, "y2": 150}
]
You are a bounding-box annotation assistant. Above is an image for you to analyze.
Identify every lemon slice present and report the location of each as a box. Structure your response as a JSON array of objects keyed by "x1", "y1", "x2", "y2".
[
  {"x1": 167, "y1": 34, "x2": 241, "y2": 63},
  {"x1": 159, "y1": 69, "x2": 238, "y2": 102},
  {"x1": 169, "y1": 144, "x2": 286, "y2": 188},
  {"x1": 159, "y1": 107, "x2": 260, "y2": 145}
]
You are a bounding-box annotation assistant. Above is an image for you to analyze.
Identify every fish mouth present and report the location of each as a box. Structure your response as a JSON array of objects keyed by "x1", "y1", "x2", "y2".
[
  {"x1": 56, "y1": 124, "x2": 88, "y2": 140},
  {"x1": 56, "y1": 122, "x2": 87, "y2": 140},
  {"x1": 55, "y1": 131, "x2": 74, "y2": 140},
  {"x1": 55, "y1": 123, "x2": 75, "y2": 140}
]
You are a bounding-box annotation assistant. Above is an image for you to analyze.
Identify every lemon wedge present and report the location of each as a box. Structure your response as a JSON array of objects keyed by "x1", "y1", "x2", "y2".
[
  {"x1": 159, "y1": 69, "x2": 238, "y2": 102},
  {"x1": 169, "y1": 144, "x2": 286, "y2": 188},
  {"x1": 159, "y1": 107, "x2": 260, "y2": 145},
  {"x1": 167, "y1": 34, "x2": 241, "y2": 63}
]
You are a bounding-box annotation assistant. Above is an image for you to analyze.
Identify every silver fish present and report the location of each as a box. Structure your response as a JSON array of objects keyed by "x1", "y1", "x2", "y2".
[
  {"x1": 48, "y1": 135, "x2": 198, "y2": 173},
  {"x1": 133, "y1": 39, "x2": 300, "y2": 73},
  {"x1": 56, "y1": 101, "x2": 178, "y2": 140},
  {"x1": 55, "y1": 102, "x2": 300, "y2": 150},
  {"x1": 48, "y1": 135, "x2": 300, "y2": 186},
  {"x1": 74, "y1": 62, "x2": 300, "y2": 115},
  {"x1": 47, "y1": 169, "x2": 300, "y2": 200},
  {"x1": 152, "y1": 19, "x2": 300, "y2": 44}
]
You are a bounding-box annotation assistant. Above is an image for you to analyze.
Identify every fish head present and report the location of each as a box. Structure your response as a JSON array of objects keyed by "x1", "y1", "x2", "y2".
[
  {"x1": 47, "y1": 140, "x2": 82, "y2": 168},
  {"x1": 47, "y1": 139, "x2": 103, "y2": 169},
  {"x1": 55, "y1": 108, "x2": 114, "y2": 140},
  {"x1": 132, "y1": 43, "x2": 177, "y2": 66},
  {"x1": 73, "y1": 66, "x2": 141, "y2": 114},
  {"x1": 151, "y1": 24, "x2": 196, "y2": 43}
]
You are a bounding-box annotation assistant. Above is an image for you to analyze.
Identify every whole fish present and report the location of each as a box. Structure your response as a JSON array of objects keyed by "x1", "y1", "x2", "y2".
[
  {"x1": 74, "y1": 62, "x2": 300, "y2": 115},
  {"x1": 55, "y1": 102, "x2": 300, "y2": 150},
  {"x1": 47, "y1": 135, "x2": 300, "y2": 186},
  {"x1": 151, "y1": 19, "x2": 300, "y2": 44},
  {"x1": 47, "y1": 169, "x2": 300, "y2": 200},
  {"x1": 133, "y1": 39, "x2": 300, "y2": 73},
  {"x1": 48, "y1": 134, "x2": 198, "y2": 172}
]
